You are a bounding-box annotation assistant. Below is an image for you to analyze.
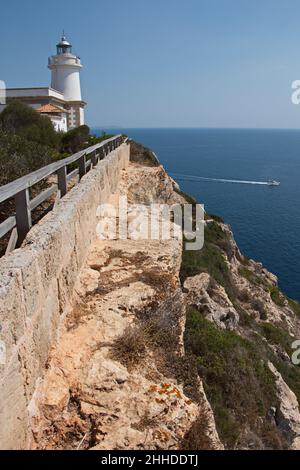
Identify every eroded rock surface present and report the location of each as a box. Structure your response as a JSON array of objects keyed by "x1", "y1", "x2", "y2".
[{"x1": 31, "y1": 162, "x2": 222, "y2": 450}]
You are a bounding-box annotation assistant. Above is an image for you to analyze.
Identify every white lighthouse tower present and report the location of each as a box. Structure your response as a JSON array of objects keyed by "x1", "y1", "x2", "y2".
[{"x1": 48, "y1": 34, "x2": 86, "y2": 129}]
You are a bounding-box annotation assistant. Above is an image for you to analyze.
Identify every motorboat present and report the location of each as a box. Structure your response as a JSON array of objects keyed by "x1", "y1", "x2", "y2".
[{"x1": 267, "y1": 180, "x2": 280, "y2": 186}]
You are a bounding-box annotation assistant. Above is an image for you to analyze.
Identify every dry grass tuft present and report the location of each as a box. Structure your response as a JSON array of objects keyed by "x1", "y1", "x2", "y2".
[
  {"x1": 180, "y1": 407, "x2": 213, "y2": 450},
  {"x1": 111, "y1": 324, "x2": 151, "y2": 370}
]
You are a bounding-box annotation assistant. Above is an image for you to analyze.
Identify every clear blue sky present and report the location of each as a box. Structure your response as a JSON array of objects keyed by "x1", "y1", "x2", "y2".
[{"x1": 1, "y1": 0, "x2": 300, "y2": 128}]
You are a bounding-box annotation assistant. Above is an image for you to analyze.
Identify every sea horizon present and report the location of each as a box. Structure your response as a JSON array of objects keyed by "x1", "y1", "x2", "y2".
[{"x1": 93, "y1": 126, "x2": 300, "y2": 131}]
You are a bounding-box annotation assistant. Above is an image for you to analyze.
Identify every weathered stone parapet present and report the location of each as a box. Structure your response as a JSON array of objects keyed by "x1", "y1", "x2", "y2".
[{"x1": 0, "y1": 143, "x2": 130, "y2": 449}]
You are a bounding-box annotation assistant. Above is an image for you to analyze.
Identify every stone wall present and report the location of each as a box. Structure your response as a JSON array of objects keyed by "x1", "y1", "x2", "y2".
[{"x1": 0, "y1": 143, "x2": 129, "y2": 449}]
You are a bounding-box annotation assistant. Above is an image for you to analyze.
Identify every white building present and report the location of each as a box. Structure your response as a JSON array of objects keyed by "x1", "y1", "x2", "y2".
[
  {"x1": 0, "y1": 35, "x2": 86, "y2": 131},
  {"x1": 36, "y1": 104, "x2": 68, "y2": 133}
]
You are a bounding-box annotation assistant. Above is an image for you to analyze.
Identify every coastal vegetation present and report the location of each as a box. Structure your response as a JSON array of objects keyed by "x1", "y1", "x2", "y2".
[
  {"x1": 0, "y1": 101, "x2": 61, "y2": 149},
  {"x1": 129, "y1": 140, "x2": 160, "y2": 167},
  {"x1": 0, "y1": 102, "x2": 113, "y2": 186},
  {"x1": 181, "y1": 221, "x2": 237, "y2": 301},
  {"x1": 179, "y1": 192, "x2": 300, "y2": 449},
  {"x1": 184, "y1": 307, "x2": 282, "y2": 449},
  {"x1": 0, "y1": 130, "x2": 58, "y2": 187},
  {"x1": 0, "y1": 102, "x2": 114, "y2": 256}
]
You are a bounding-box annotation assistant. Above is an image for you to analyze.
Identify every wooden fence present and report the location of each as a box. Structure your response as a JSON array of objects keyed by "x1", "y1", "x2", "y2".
[{"x1": 0, "y1": 134, "x2": 124, "y2": 256}]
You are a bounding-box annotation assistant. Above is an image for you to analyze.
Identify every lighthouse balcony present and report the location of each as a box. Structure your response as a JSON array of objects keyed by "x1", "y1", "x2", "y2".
[{"x1": 48, "y1": 55, "x2": 82, "y2": 67}]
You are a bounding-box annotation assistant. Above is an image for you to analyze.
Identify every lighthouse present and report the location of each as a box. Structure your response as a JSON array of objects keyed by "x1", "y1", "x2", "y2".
[
  {"x1": 2, "y1": 34, "x2": 87, "y2": 132},
  {"x1": 48, "y1": 34, "x2": 86, "y2": 129}
]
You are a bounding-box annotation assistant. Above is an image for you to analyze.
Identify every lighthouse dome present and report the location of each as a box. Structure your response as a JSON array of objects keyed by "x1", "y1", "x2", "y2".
[
  {"x1": 56, "y1": 34, "x2": 72, "y2": 54},
  {"x1": 57, "y1": 36, "x2": 71, "y2": 47}
]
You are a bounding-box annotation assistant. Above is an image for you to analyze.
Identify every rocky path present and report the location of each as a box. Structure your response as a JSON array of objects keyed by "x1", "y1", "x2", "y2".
[{"x1": 31, "y1": 164, "x2": 221, "y2": 450}]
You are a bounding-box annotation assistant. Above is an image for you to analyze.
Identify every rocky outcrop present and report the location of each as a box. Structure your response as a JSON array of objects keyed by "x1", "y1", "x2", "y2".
[
  {"x1": 184, "y1": 273, "x2": 239, "y2": 330},
  {"x1": 268, "y1": 362, "x2": 300, "y2": 449},
  {"x1": 128, "y1": 164, "x2": 185, "y2": 205}
]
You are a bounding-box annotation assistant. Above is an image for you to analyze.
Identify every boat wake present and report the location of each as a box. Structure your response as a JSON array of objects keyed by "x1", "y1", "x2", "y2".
[{"x1": 170, "y1": 173, "x2": 280, "y2": 186}]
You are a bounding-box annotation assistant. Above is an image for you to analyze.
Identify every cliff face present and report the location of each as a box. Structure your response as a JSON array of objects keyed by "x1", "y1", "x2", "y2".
[
  {"x1": 181, "y1": 220, "x2": 300, "y2": 449},
  {"x1": 31, "y1": 141, "x2": 300, "y2": 450}
]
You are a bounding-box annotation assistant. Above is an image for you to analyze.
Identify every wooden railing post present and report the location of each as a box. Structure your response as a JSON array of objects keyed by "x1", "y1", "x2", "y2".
[
  {"x1": 91, "y1": 150, "x2": 97, "y2": 167},
  {"x1": 15, "y1": 188, "x2": 32, "y2": 246},
  {"x1": 57, "y1": 166, "x2": 67, "y2": 197},
  {"x1": 78, "y1": 153, "x2": 86, "y2": 180}
]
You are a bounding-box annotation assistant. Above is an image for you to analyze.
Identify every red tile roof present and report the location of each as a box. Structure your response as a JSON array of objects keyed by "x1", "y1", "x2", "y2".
[{"x1": 36, "y1": 104, "x2": 67, "y2": 114}]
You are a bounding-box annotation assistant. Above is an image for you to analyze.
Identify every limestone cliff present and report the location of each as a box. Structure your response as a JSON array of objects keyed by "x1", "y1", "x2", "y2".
[{"x1": 31, "y1": 141, "x2": 300, "y2": 450}]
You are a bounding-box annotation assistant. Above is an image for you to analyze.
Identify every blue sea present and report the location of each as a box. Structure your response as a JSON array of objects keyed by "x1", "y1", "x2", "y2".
[{"x1": 94, "y1": 128, "x2": 300, "y2": 302}]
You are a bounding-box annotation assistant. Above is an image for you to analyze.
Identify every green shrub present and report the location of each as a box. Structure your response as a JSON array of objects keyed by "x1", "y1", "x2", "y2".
[
  {"x1": 184, "y1": 307, "x2": 280, "y2": 449},
  {"x1": 174, "y1": 187, "x2": 197, "y2": 205},
  {"x1": 0, "y1": 130, "x2": 59, "y2": 186},
  {"x1": 273, "y1": 356, "x2": 300, "y2": 404},
  {"x1": 205, "y1": 222, "x2": 234, "y2": 259},
  {"x1": 234, "y1": 303, "x2": 254, "y2": 327},
  {"x1": 204, "y1": 221, "x2": 226, "y2": 244},
  {"x1": 0, "y1": 102, "x2": 60, "y2": 149},
  {"x1": 205, "y1": 213, "x2": 224, "y2": 223},
  {"x1": 61, "y1": 124, "x2": 90, "y2": 153},
  {"x1": 238, "y1": 266, "x2": 263, "y2": 286},
  {"x1": 130, "y1": 140, "x2": 160, "y2": 167},
  {"x1": 288, "y1": 298, "x2": 300, "y2": 319},
  {"x1": 260, "y1": 322, "x2": 293, "y2": 356},
  {"x1": 268, "y1": 286, "x2": 286, "y2": 307},
  {"x1": 181, "y1": 222, "x2": 237, "y2": 301},
  {"x1": 83, "y1": 132, "x2": 114, "y2": 149}
]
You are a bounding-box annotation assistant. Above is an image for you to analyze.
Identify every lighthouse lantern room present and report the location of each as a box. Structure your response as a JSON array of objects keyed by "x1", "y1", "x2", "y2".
[{"x1": 56, "y1": 35, "x2": 73, "y2": 55}]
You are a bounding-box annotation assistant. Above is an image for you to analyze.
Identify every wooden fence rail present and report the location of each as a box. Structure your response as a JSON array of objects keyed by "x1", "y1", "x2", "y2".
[{"x1": 0, "y1": 134, "x2": 124, "y2": 255}]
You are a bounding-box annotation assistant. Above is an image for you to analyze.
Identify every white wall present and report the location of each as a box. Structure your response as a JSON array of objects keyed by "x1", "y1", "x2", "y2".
[
  {"x1": 51, "y1": 67, "x2": 82, "y2": 102},
  {"x1": 50, "y1": 114, "x2": 68, "y2": 133},
  {"x1": 49, "y1": 52, "x2": 83, "y2": 103},
  {"x1": 6, "y1": 88, "x2": 64, "y2": 100},
  {"x1": 79, "y1": 106, "x2": 85, "y2": 126}
]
